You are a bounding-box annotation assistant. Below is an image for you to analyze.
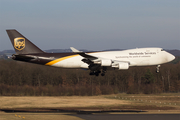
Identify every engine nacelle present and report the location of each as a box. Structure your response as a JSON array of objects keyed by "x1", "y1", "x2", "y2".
[
  {"x1": 112, "y1": 62, "x2": 129, "y2": 70},
  {"x1": 118, "y1": 63, "x2": 129, "y2": 70},
  {"x1": 101, "y1": 60, "x2": 112, "y2": 66},
  {"x1": 101, "y1": 59, "x2": 112, "y2": 66},
  {"x1": 93, "y1": 59, "x2": 112, "y2": 66}
]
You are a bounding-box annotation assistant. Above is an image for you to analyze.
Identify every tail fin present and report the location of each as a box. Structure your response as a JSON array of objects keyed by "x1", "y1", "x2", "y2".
[{"x1": 6, "y1": 29, "x2": 44, "y2": 54}]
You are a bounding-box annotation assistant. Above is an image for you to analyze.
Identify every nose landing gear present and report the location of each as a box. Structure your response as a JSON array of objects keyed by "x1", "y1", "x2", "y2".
[{"x1": 156, "y1": 65, "x2": 161, "y2": 73}]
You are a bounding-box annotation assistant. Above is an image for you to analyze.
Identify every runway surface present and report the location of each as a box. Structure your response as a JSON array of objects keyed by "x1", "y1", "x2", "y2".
[
  {"x1": 1, "y1": 111, "x2": 180, "y2": 120},
  {"x1": 74, "y1": 114, "x2": 180, "y2": 120},
  {"x1": 1, "y1": 108, "x2": 180, "y2": 120}
]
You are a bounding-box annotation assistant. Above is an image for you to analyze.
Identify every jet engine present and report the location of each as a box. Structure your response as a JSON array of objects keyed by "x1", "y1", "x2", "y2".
[
  {"x1": 93, "y1": 59, "x2": 112, "y2": 66},
  {"x1": 118, "y1": 62, "x2": 129, "y2": 70},
  {"x1": 101, "y1": 59, "x2": 112, "y2": 66},
  {"x1": 112, "y1": 62, "x2": 129, "y2": 70},
  {"x1": 93, "y1": 59, "x2": 129, "y2": 70}
]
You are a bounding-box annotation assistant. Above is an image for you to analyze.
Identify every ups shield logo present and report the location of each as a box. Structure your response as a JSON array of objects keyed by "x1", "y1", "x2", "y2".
[{"x1": 14, "y1": 37, "x2": 25, "y2": 51}]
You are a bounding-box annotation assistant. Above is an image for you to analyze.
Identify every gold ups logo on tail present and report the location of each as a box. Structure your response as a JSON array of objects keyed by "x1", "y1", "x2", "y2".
[{"x1": 14, "y1": 37, "x2": 25, "y2": 51}]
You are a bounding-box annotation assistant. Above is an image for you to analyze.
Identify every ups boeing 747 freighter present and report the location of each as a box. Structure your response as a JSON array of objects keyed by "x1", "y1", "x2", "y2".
[{"x1": 6, "y1": 29, "x2": 175, "y2": 76}]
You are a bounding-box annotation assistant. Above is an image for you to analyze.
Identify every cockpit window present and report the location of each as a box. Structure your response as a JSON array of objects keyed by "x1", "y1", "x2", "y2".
[{"x1": 161, "y1": 49, "x2": 164, "y2": 51}]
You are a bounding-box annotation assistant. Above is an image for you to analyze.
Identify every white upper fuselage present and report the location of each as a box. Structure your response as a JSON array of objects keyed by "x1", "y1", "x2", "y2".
[{"x1": 48, "y1": 48, "x2": 175, "y2": 69}]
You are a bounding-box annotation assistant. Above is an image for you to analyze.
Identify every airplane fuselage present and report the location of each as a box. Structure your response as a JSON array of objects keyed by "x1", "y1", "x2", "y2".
[
  {"x1": 7, "y1": 29, "x2": 175, "y2": 76},
  {"x1": 13, "y1": 48, "x2": 175, "y2": 70}
]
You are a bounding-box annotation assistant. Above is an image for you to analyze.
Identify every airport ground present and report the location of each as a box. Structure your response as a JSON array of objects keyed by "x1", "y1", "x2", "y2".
[{"x1": 0, "y1": 93, "x2": 179, "y2": 120}]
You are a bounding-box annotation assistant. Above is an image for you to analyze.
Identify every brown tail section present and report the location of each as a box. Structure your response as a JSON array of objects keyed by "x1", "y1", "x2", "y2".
[{"x1": 6, "y1": 29, "x2": 44, "y2": 54}]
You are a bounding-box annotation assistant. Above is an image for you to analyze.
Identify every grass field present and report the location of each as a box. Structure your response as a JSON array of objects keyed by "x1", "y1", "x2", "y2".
[
  {"x1": 0, "y1": 112, "x2": 83, "y2": 120},
  {"x1": 106, "y1": 93, "x2": 180, "y2": 112},
  {"x1": 0, "y1": 96, "x2": 129, "y2": 109},
  {"x1": 0, "y1": 93, "x2": 180, "y2": 120}
]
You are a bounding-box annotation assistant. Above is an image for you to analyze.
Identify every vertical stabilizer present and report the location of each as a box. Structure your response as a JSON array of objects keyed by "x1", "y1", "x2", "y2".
[{"x1": 6, "y1": 29, "x2": 44, "y2": 54}]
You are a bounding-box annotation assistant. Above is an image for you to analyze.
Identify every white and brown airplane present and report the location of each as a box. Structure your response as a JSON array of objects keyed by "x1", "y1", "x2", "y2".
[{"x1": 6, "y1": 29, "x2": 175, "y2": 76}]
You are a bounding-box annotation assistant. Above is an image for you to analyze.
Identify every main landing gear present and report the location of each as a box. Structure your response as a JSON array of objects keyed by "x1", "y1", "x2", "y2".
[{"x1": 89, "y1": 67, "x2": 107, "y2": 76}]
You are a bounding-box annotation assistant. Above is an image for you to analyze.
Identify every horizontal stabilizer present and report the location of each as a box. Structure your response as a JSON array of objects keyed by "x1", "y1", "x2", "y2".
[{"x1": 12, "y1": 54, "x2": 36, "y2": 61}]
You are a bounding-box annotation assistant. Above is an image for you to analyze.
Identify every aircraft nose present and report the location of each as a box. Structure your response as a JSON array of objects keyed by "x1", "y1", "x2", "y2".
[{"x1": 167, "y1": 53, "x2": 175, "y2": 62}]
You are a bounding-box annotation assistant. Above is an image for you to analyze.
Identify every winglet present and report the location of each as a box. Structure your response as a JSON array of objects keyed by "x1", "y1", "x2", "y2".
[{"x1": 70, "y1": 47, "x2": 82, "y2": 53}]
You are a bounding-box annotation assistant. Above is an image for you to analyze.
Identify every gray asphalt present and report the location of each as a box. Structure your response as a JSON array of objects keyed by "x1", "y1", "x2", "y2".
[{"x1": 74, "y1": 114, "x2": 180, "y2": 120}]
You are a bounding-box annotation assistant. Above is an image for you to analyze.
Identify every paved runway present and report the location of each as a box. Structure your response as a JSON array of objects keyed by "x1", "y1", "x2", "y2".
[
  {"x1": 1, "y1": 108, "x2": 180, "y2": 120},
  {"x1": 74, "y1": 114, "x2": 180, "y2": 120}
]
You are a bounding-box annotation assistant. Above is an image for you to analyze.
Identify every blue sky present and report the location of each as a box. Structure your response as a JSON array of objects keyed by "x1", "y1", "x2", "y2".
[{"x1": 0, "y1": 0, "x2": 180, "y2": 51}]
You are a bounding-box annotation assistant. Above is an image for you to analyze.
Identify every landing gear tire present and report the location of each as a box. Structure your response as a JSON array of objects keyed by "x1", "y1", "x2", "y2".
[
  {"x1": 95, "y1": 70, "x2": 101, "y2": 76},
  {"x1": 89, "y1": 67, "x2": 107, "y2": 76},
  {"x1": 101, "y1": 73, "x2": 105, "y2": 76},
  {"x1": 89, "y1": 72, "x2": 95, "y2": 75},
  {"x1": 89, "y1": 70, "x2": 101, "y2": 76},
  {"x1": 101, "y1": 71, "x2": 106, "y2": 76},
  {"x1": 101, "y1": 67, "x2": 107, "y2": 76},
  {"x1": 95, "y1": 72, "x2": 99, "y2": 76}
]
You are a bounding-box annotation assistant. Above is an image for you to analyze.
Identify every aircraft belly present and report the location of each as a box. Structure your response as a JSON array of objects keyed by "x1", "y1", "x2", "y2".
[
  {"x1": 135, "y1": 55, "x2": 163, "y2": 66},
  {"x1": 51, "y1": 56, "x2": 83, "y2": 68}
]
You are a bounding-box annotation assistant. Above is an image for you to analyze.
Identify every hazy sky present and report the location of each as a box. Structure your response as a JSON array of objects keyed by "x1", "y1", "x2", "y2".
[{"x1": 0, "y1": 0, "x2": 180, "y2": 51}]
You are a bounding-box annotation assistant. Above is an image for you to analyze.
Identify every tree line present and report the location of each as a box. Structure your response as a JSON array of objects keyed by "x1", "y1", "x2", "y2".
[{"x1": 0, "y1": 58, "x2": 179, "y2": 96}]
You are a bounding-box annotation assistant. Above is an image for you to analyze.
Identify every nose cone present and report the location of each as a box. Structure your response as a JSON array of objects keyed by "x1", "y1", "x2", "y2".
[{"x1": 167, "y1": 53, "x2": 175, "y2": 62}]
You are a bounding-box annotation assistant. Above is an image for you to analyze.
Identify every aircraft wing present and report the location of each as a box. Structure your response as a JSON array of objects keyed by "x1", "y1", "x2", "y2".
[
  {"x1": 70, "y1": 47, "x2": 130, "y2": 72},
  {"x1": 70, "y1": 47, "x2": 98, "y2": 60},
  {"x1": 70, "y1": 47, "x2": 101, "y2": 65}
]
